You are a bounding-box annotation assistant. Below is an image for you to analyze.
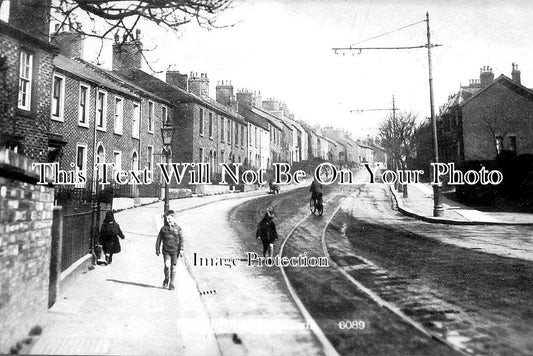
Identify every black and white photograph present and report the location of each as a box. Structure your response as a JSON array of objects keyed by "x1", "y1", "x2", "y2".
[{"x1": 1, "y1": 0, "x2": 533, "y2": 355}]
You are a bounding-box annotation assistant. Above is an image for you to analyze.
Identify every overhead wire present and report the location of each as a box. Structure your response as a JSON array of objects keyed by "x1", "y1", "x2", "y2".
[{"x1": 350, "y1": 19, "x2": 426, "y2": 46}]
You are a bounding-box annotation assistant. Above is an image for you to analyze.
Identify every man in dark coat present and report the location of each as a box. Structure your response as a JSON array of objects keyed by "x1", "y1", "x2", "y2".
[
  {"x1": 99, "y1": 211, "x2": 125, "y2": 264},
  {"x1": 309, "y1": 178, "x2": 323, "y2": 203},
  {"x1": 155, "y1": 210, "x2": 184, "y2": 290},
  {"x1": 256, "y1": 207, "x2": 278, "y2": 258}
]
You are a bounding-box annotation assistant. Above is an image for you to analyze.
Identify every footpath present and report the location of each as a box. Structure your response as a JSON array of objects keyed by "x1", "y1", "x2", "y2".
[
  {"x1": 27, "y1": 183, "x2": 305, "y2": 355},
  {"x1": 392, "y1": 183, "x2": 533, "y2": 225}
]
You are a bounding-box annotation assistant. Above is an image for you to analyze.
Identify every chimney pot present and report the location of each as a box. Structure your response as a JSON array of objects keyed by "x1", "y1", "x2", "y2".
[{"x1": 136, "y1": 28, "x2": 141, "y2": 40}]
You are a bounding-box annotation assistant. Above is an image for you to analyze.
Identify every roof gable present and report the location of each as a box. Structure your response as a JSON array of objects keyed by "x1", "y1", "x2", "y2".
[{"x1": 460, "y1": 74, "x2": 533, "y2": 107}]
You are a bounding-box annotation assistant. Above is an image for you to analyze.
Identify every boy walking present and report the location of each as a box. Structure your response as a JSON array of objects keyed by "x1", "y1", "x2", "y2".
[
  {"x1": 155, "y1": 210, "x2": 183, "y2": 290},
  {"x1": 256, "y1": 207, "x2": 278, "y2": 258}
]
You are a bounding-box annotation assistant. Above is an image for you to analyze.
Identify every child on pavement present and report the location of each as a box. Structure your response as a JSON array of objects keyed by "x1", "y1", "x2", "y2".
[
  {"x1": 155, "y1": 210, "x2": 184, "y2": 290},
  {"x1": 256, "y1": 207, "x2": 278, "y2": 258}
]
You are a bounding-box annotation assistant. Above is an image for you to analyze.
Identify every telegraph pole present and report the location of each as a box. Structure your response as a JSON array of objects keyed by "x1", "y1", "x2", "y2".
[
  {"x1": 426, "y1": 12, "x2": 443, "y2": 216},
  {"x1": 333, "y1": 13, "x2": 443, "y2": 216}
]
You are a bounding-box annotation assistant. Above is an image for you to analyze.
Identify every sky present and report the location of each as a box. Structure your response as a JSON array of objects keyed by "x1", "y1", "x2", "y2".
[{"x1": 43, "y1": 0, "x2": 533, "y2": 138}]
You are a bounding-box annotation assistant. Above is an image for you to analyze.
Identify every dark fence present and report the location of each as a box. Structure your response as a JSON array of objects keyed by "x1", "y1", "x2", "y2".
[{"x1": 54, "y1": 181, "x2": 105, "y2": 272}]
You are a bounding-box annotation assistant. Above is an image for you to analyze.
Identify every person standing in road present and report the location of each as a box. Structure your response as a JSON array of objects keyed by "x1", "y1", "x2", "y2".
[
  {"x1": 99, "y1": 211, "x2": 125, "y2": 265},
  {"x1": 256, "y1": 207, "x2": 278, "y2": 258},
  {"x1": 155, "y1": 210, "x2": 184, "y2": 290}
]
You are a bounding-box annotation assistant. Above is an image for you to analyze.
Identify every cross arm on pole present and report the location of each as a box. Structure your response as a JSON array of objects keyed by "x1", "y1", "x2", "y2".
[{"x1": 332, "y1": 44, "x2": 442, "y2": 54}]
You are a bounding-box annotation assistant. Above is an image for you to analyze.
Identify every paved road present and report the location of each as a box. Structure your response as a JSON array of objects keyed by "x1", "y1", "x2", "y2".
[
  {"x1": 327, "y1": 183, "x2": 533, "y2": 355},
  {"x1": 237, "y1": 185, "x2": 456, "y2": 356},
  {"x1": 229, "y1": 180, "x2": 533, "y2": 355}
]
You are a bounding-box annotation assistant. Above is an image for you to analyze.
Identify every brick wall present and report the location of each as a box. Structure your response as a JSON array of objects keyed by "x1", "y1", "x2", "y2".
[
  {"x1": 0, "y1": 25, "x2": 56, "y2": 163},
  {"x1": 462, "y1": 80, "x2": 533, "y2": 161},
  {"x1": 0, "y1": 149, "x2": 54, "y2": 353}
]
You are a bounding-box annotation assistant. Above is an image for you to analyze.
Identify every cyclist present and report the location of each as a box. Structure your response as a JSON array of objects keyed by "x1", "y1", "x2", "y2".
[{"x1": 309, "y1": 178, "x2": 323, "y2": 209}]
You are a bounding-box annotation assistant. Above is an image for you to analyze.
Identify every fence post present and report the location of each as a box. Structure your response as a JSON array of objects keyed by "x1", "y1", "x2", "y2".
[{"x1": 49, "y1": 206, "x2": 63, "y2": 308}]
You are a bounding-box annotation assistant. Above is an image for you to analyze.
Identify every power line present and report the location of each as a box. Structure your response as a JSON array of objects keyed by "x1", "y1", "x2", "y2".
[
  {"x1": 350, "y1": 19, "x2": 426, "y2": 46},
  {"x1": 333, "y1": 44, "x2": 441, "y2": 54}
]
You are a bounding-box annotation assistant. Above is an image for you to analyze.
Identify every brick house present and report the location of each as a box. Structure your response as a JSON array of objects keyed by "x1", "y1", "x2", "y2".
[
  {"x1": 262, "y1": 98, "x2": 296, "y2": 164},
  {"x1": 0, "y1": 0, "x2": 59, "y2": 351},
  {"x1": 234, "y1": 89, "x2": 287, "y2": 170},
  {"x1": 321, "y1": 127, "x2": 361, "y2": 166},
  {"x1": 235, "y1": 104, "x2": 272, "y2": 170},
  {"x1": 0, "y1": 0, "x2": 58, "y2": 162},
  {"x1": 438, "y1": 64, "x2": 533, "y2": 164},
  {"x1": 49, "y1": 29, "x2": 169, "y2": 195},
  {"x1": 116, "y1": 65, "x2": 248, "y2": 185}
]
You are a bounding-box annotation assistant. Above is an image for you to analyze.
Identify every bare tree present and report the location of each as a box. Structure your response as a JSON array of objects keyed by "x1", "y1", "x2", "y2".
[
  {"x1": 1, "y1": 0, "x2": 236, "y2": 68},
  {"x1": 379, "y1": 110, "x2": 419, "y2": 171},
  {"x1": 48, "y1": 0, "x2": 235, "y2": 41}
]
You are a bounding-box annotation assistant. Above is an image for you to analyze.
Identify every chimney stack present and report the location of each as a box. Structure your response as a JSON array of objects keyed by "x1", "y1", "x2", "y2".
[
  {"x1": 188, "y1": 72, "x2": 210, "y2": 97},
  {"x1": 112, "y1": 29, "x2": 143, "y2": 71},
  {"x1": 52, "y1": 24, "x2": 85, "y2": 58},
  {"x1": 9, "y1": 0, "x2": 51, "y2": 41},
  {"x1": 166, "y1": 67, "x2": 188, "y2": 91},
  {"x1": 236, "y1": 89, "x2": 254, "y2": 108},
  {"x1": 512, "y1": 63, "x2": 521, "y2": 84},
  {"x1": 479, "y1": 65, "x2": 494, "y2": 88},
  {"x1": 216, "y1": 80, "x2": 234, "y2": 105}
]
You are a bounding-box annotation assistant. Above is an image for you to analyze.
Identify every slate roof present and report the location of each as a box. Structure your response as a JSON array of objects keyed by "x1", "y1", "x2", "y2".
[
  {"x1": 81, "y1": 62, "x2": 171, "y2": 105},
  {"x1": 114, "y1": 68, "x2": 245, "y2": 123},
  {"x1": 238, "y1": 106, "x2": 273, "y2": 130},
  {"x1": 54, "y1": 55, "x2": 135, "y2": 98}
]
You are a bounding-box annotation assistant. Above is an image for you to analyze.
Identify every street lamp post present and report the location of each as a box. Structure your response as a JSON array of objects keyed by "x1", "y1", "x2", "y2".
[{"x1": 161, "y1": 122, "x2": 174, "y2": 214}]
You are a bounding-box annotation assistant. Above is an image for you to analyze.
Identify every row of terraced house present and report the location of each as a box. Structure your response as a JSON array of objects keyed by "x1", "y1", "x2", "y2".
[{"x1": 6, "y1": 21, "x2": 381, "y2": 193}]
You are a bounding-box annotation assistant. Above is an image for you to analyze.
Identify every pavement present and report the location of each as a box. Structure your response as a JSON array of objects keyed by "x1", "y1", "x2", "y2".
[
  {"x1": 392, "y1": 183, "x2": 533, "y2": 225},
  {"x1": 26, "y1": 182, "x2": 308, "y2": 355}
]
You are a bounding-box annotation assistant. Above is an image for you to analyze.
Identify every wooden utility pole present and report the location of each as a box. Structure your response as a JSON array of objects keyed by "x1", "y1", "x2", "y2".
[
  {"x1": 426, "y1": 12, "x2": 443, "y2": 216},
  {"x1": 333, "y1": 13, "x2": 443, "y2": 216}
]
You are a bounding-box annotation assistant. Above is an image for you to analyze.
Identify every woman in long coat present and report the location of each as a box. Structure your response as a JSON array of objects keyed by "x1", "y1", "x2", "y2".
[{"x1": 99, "y1": 211, "x2": 125, "y2": 264}]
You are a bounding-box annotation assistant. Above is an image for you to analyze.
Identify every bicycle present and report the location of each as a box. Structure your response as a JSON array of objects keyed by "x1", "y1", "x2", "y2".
[{"x1": 309, "y1": 195, "x2": 323, "y2": 216}]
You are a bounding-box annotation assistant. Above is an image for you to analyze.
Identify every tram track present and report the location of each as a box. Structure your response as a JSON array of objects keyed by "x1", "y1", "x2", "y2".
[
  {"x1": 229, "y1": 182, "x2": 532, "y2": 355},
  {"x1": 277, "y1": 186, "x2": 461, "y2": 356}
]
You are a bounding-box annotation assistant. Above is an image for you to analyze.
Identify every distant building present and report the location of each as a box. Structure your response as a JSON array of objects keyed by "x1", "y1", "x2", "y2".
[{"x1": 438, "y1": 64, "x2": 533, "y2": 164}]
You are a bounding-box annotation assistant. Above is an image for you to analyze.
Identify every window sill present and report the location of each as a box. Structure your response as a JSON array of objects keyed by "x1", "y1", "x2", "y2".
[
  {"x1": 15, "y1": 107, "x2": 36, "y2": 119},
  {"x1": 51, "y1": 116, "x2": 64, "y2": 122},
  {"x1": 114, "y1": 131, "x2": 123, "y2": 136},
  {"x1": 78, "y1": 123, "x2": 89, "y2": 128},
  {"x1": 96, "y1": 127, "x2": 107, "y2": 133}
]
